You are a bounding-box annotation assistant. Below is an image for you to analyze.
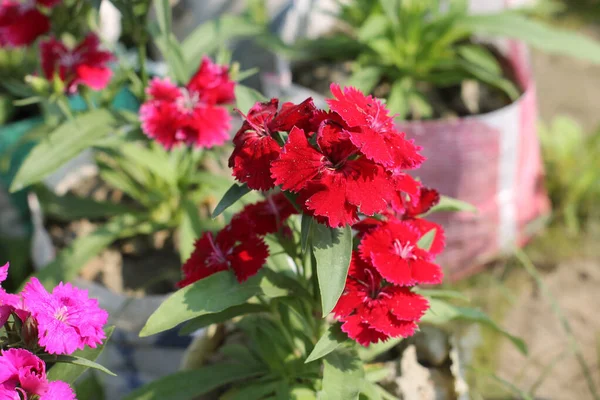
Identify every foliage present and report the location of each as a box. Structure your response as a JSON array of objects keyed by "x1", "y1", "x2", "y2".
[
  {"x1": 538, "y1": 115, "x2": 600, "y2": 233},
  {"x1": 263, "y1": 0, "x2": 600, "y2": 119}
]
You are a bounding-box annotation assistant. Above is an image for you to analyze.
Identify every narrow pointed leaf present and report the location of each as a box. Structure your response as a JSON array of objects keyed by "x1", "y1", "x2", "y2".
[
  {"x1": 312, "y1": 224, "x2": 352, "y2": 316},
  {"x1": 421, "y1": 298, "x2": 527, "y2": 355},
  {"x1": 10, "y1": 109, "x2": 117, "y2": 192},
  {"x1": 427, "y1": 195, "x2": 477, "y2": 214},
  {"x1": 416, "y1": 228, "x2": 436, "y2": 251},
  {"x1": 321, "y1": 347, "x2": 363, "y2": 400},
  {"x1": 305, "y1": 323, "x2": 347, "y2": 364},
  {"x1": 140, "y1": 271, "x2": 264, "y2": 337},
  {"x1": 123, "y1": 363, "x2": 264, "y2": 400},
  {"x1": 179, "y1": 303, "x2": 268, "y2": 335},
  {"x1": 300, "y1": 214, "x2": 313, "y2": 253},
  {"x1": 47, "y1": 326, "x2": 115, "y2": 383},
  {"x1": 212, "y1": 183, "x2": 250, "y2": 218}
]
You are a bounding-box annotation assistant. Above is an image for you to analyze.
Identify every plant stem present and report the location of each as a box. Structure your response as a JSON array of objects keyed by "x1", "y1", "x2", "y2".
[{"x1": 138, "y1": 42, "x2": 148, "y2": 91}]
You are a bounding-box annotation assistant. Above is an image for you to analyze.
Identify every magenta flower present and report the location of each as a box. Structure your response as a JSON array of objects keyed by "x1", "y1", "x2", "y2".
[
  {"x1": 40, "y1": 381, "x2": 76, "y2": 400},
  {"x1": 22, "y1": 278, "x2": 108, "y2": 355},
  {"x1": 140, "y1": 56, "x2": 235, "y2": 149},
  {"x1": 0, "y1": 263, "x2": 19, "y2": 326},
  {"x1": 0, "y1": 348, "x2": 48, "y2": 398}
]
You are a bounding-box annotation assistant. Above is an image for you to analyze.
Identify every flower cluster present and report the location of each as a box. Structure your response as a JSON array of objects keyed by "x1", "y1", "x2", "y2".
[
  {"x1": 178, "y1": 193, "x2": 297, "y2": 287},
  {"x1": 0, "y1": 262, "x2": 109, "y2": 399},
  {"x1": 40, "y1": 33, "x2": 114, "y2": 93},
  {"x1": 0, "y1": 0, "x2": 59, "y2": 48},
  {"x1": 334, "y1": 186, "x2": 444, "y2": 345},
  {"x1": 140, "y1": 56, "x2": 236, "y2": 149},
  {"x1": 230, "y1": 84, "x2": 424, "y2": 227},
  {"x1": 0, "y1": 348, "x2": 75, "y2": 400}
]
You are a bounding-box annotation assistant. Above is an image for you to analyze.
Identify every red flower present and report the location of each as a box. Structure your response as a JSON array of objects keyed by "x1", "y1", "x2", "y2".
[
  {"x1": 326, "y1": 84, "x2": 424, "y2": 173},
  {"x1": 0, "y1": 0, "x2": 58, "y2": 48},
  {"x1": 359, "y1": 220, "x2": 443, "y2": 286},
  {"x1": 229, "y1": 98, "x2": 316, "y2": 191},
  {"x1": 140, "y1": 57, "x2": 235, "y2": 150},
  {"x1": 271, "y1": 123, "x2": 396, "y2": 227},
  {"x1": 233, "y1": 193, "x2": 297, "y2": 236},
  {"x1": 333, "y1": 253, "x2": 429, "y2": 346},
  {"x1": 178, "y1": 217, "x2": 269, "y2": 287},
  {"x1": 40, "y1": 33, "x2": 114, "y2": 93}
]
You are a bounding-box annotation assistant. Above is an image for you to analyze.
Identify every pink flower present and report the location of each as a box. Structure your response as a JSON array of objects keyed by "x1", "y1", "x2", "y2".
[
  {"x1": 22, "y1": 278, "x2": 108, "y2": 355},
  {"x1": 40, "y1": 381, "x2": 76, "y2": 400},
  {"x1": 0, "y1": 349, "x2": 48, "y2": 398},
  {"x1": 0, "y1": 0, "x2": 59, "y2": 48},
  {"x1": 140, "y1": 56, "x2": 235, "y2": 150},
  {"x1": 0, "y1": 263, "x2": 19, "y2": 326},
  {"x1": 40, "y1": 33, "x2": 114, "y2": 93}
]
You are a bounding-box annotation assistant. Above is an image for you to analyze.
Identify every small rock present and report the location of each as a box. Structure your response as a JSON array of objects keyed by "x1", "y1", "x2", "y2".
[{"x1": 414, "y1": 325, "x2": 450, "y2": 367}]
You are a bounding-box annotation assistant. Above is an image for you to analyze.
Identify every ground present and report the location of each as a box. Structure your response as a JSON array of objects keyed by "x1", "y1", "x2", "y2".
[{"x1": 465, "y1": 22, "x2": 600, "y2": 398}]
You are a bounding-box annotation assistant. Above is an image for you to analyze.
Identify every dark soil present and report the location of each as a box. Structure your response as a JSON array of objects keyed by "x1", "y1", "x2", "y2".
[{"x1": 45, "y1": 175, "x2": 181, "y2": 296}]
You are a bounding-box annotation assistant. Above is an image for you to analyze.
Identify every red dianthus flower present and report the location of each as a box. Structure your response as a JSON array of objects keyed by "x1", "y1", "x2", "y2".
[
  {"x1": 178, "y1": 216, "x2": 269, "y2": 287},
  {"x1": 327, "y1": 83, "x2": 424, "y2": 173},
  {"x1": 333, "y1": 253, "x2": 429, "y2": 346},
  {"x1": 40, "y1": 33, "x2": 114, "y2": 93},
  {"x1": 232, "y1": 192, "x2": 297, "y2": 236},
  {"x1": 140, "y1": 56, "x2": 235, "y2": 149},
  {"x1": 359, "y1": 220, "x2": 443, "y2": 286},
  {"x1": 271, "y1": 123, "x2": 397, "y2": 227},
  {"x1": 0, "y1": 0, "x2": 59, "y2": 48},
  {"x1": 229, "y1": 98, "x2": 316, "y2": 191}
]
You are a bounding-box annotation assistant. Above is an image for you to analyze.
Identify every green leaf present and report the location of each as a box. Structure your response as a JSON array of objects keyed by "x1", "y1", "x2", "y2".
[
  {"x1": 234, "y1": 84, "x2": 267, "y2": 114},
  {"x1": 179, "y1": 303, "x2": 268, "y2": 335},
  {"x1": 312, "y1": 224, "x2": 352, "y2": 316},
  {"x1": 357, "y1": 14, "x2": 389, "y2": 43},
  {"x1": 414, "y1": 288, "x2": 470, "y2": 302},
  {"x1": 140, "y1": 271, "x2": 265, "y2": 337},
  {"x1": 47, "y1": 326, "x2": 114, "y2": 383},
  {"x1": 35, "y1": 185, "x2": 135, "y2": 221},
  {"x1": 30, "y1": 214, "x2": 147, "y2": 290},
  {"x1": 421, "y1": 298, "x2": 527, "y2": 355},
  {"x1": 321, "y1": 347, "x2": 364, "y2": 400},
  {"x1": 305, "y1": 323, "x2": 347, "y2": 364},
  {"x1": 75, "y1": 371, "x2": 105, "y2": 400},
  {"x1": 457, "y1": 45, "x2": 502, "y2": 76},
  {"x1": 416, "y1": 228, "x2": 436, "y2": 251},
  {"x1": 123, "y1": 363, "x2": 264, "y2": 400},
  {"x1": 358, "y1": 338, "x2": 402, "y2": 362},
  {"x1": 10, "y1": 109, "x2": 117, "y2": 192},
  {"x1": 181, "y1": 15, "x2": 263, "y2": 68},
  {"x1": 300, "y1": 214, "x2": 313, "y2": 253},
  {"x1": 178, "y1": 199, "x2": 205, "y2": 262},
  {"x1": 212, "y1": 183, "x2": 251, "y2": 218},
  {"x1": 117, "y1": 142, "x2": 177, "y2": 186},
  {"x1": 378, "y1": 0, "x2": 399, "y2": 26},
  {"x1": 220, "y1": 380, "x2": 281, "y2": 400},
  {"x1": 149, "y1": 0, "x2": 188, "y2": 83},
  {"x1": 460, "y1": 12, "x2": 600, "y2": 64},
  {"x1": 346, "y1": 67, "x2": 382, "y2": 95},
  {"x1": 427, "y1": 195, "x2": 477, "y2": 214},
  {"x1": 44, "y1": 355, "x2": 115, "y2": 376},
  {"x1": 386, "y1": 80, "x2": 410, "y2": 119}
]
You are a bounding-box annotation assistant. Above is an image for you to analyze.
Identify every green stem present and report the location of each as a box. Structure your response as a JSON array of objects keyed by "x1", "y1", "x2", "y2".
[
  {"x1": 81, "y1": 88, "x2": 96, "y2": 110},
  {"x1": 138, "y1": 42, "x2": 148, "y2": 92},
  {"x1": 56, "y1": 97, "x2": 73, "y2": 120}
]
